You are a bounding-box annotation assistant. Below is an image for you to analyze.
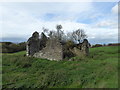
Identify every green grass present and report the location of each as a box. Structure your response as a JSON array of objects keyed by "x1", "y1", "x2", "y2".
[{"x1": 2, "y1": 46, "x2": 119, "y2": 88}]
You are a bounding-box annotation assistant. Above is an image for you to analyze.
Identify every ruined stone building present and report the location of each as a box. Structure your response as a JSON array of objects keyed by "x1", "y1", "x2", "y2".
[{"x1": 26, "y1": 31, "x2": 90, "y2": 61}]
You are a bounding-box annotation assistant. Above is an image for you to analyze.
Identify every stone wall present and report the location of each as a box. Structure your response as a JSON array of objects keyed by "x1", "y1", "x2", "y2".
[
  {"x1": 33, "y1": 38, "x2": 63, "y2": 60},
  {"x1": 26, "y1": 31, "x2": 40, "y2": 56},
  {"x1": 26, "y1": 31, "x2": 90, "y2": 61},
  {"x1": 81, "y1": 39, "x2": 89, "y2": 56}
]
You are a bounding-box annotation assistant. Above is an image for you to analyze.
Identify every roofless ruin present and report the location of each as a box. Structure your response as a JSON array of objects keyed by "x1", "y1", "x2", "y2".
[{"x1": 26, "y1": 25, "x2": 90, "y2": 61}]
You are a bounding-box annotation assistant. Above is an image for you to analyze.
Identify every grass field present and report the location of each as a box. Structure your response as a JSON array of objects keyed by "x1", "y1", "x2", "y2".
[{"x1": 2, "y1": 46, "x2": 119, "y2": 88}]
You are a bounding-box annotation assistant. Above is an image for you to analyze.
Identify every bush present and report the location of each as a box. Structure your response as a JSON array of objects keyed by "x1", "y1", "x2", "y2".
[
  {"x1": 107, "y1": 43, "x2": 120, "y2": 46},
  {"x1": 65, "y1": 40, "x2": 75, "y2": 49},
  {"x1": 92, "y1": 44, "x2": 103, "y2": 48},
  {"x1": 1, "y1": 42, "x2": 26, "y2": 53},
  {"x1": 63, "y1": 40, "x2": 75, "y2": 59},
  {"x1": 63, "y1": 50, "x2": 74, "y2": 59}
]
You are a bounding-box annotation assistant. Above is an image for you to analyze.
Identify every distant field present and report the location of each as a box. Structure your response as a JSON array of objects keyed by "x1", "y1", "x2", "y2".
[{"x1": 2, "y1": 46, "x2": 119, "y2": 88}]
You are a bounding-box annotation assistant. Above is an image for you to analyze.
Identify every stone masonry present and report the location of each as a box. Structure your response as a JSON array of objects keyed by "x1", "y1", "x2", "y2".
[{"x1": 26, "y1": 31, "x2": 90, "y2": 61}]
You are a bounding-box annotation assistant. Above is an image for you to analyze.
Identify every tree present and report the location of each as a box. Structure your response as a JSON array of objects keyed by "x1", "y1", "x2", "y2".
[
  {"x1": 48, "y1": 30, "x2": 56, "y2": 38},
  {"x1": 56, "y1": 25, "x2": 64, "y2": 40},
  {"x1": 66, "y1": 32, "x2": 74, "y2": 41},
  {"x1": 42, "y1": 27, "x2": 49, "y2": 33},
  {"x1": 72, "y1": 29, "x2": 87, "y2": 44},
  {"x1": 42, "y1": 25, "x2": 64, "y2": 41}
]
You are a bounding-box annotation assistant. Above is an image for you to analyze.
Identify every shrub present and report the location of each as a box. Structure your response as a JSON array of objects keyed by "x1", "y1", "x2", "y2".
[
  {"x1": 1, "y1": 42, "x2": 26, "y2": 53},
  {"x1": 92, "y1": 44, "x2": 103, "y2": 48},
  {"x1": 65, "y1": 40, "x2": 75, "y2": 49}
]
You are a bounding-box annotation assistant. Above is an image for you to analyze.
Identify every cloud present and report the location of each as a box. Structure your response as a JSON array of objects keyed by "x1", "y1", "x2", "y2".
[
  {"x1": 0, "y1": 0, "x2": 93, "y2": 2},
  {"x1": 0, "y1": 0, "x2": 118, "y2": 2},
  {"x1": 0, "y1": 2, "x2": 118, "y2": 44},
  {"x1": 94, "y1": 20, "x2": 117, "y2": 29},
  {"x1": 2, "y1": 37, "x2": 27, "y2": 43},
  {"x1": 111, "y1": 4, "x2": 118, "y2": 14},
  {"x1": 0, "y1": 2, "x2": 93, "y2": 37}
]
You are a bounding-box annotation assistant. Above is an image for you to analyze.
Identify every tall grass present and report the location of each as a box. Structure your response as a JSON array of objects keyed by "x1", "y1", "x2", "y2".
[{"x1": 2, "y1": 46, "x2": 119, "y2": 88}]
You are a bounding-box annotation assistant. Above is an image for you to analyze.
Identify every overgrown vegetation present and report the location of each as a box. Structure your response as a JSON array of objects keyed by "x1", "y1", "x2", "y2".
[
  {"x1": 2, "y1": 46, "x2": 119, "y2": 88},
  {"x1": 1, "y1": 42, "x2": 26, "y2": 53},
  {"x1": 42, "y1": 25, "x2": 87, "y2": 44},
  {"x1": 91, "y1": 43, "x2": 120, "y2": 48}
]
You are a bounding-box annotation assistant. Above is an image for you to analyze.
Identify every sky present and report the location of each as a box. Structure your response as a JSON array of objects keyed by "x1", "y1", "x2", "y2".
[{"x1": 0, "y1": 0, "x2": 119, "y2": 44}]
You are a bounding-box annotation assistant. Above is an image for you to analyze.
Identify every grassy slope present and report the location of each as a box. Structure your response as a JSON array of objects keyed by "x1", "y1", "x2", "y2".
[{"x1": 2, "y1": 46, "x2": 119, "y2": 88}]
